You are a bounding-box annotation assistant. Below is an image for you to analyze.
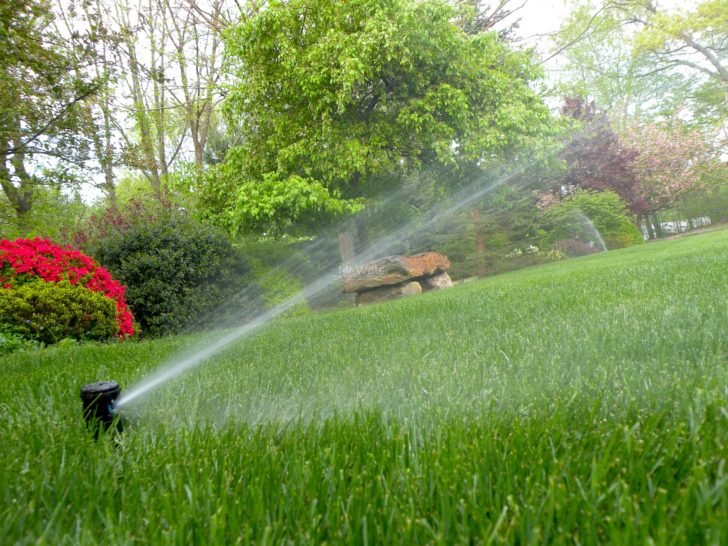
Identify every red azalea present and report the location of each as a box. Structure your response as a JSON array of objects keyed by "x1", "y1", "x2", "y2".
[{"x1": 0, "y1": 238, "x2": 135, "y2": 338}]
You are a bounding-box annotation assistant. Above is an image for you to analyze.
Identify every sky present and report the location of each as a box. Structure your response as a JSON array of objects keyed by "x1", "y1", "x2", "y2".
[
  {"x1": 509, "y1": 0, "x2": 700, "y2": 52},
  {"x1": 511, "y1": 0, "x2": 570, "y2": 47}
]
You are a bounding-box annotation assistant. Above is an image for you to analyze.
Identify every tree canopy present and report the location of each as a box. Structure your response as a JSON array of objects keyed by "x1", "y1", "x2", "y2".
[
  {"x1": 555, "y1": 0, "x2": 728, "y2": 135},
  {"x1": 205, "y1": 0, "x2": 555, "y2": 235},
  {"x1": 2, "y1": 0, "x2": 726, "y2": 265},
  {"x1": 0, "y1": 0, "x2": 97, "y2": 223}
]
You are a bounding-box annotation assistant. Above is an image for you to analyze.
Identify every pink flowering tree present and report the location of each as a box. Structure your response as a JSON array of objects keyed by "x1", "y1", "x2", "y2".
[{"x1": 622, "y1": 122, "x2": 715, "y2": 238}]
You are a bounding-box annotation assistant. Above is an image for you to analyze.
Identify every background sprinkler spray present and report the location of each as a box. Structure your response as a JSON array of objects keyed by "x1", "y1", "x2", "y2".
[{"x1": 80, "y1": 381, "x2": 123, "y2": 438}]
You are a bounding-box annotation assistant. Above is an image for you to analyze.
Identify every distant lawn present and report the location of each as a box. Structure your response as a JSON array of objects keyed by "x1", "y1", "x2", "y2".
[{"x1": 1, "y1": 229, "x2": 727, "y2": 544}]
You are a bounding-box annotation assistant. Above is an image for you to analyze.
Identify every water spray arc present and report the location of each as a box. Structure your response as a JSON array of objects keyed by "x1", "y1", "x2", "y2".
[
  {"x1": 86, "y1": 164, "x2": 531, "y2": 422},
  {"x1": 571, "y1": 210, "x2": 608, "y2": 252}
]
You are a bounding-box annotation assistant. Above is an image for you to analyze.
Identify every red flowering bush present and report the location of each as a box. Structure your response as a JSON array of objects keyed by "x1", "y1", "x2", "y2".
[{"x1": 0, "y1": 238, "x2": 134, "y2": 337}]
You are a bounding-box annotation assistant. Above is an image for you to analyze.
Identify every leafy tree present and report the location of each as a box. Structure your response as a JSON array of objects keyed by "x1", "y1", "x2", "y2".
[
  {"x1": 621, "y1": 120, "x2": 718, "y2": 237},
  {"x1": 212, "y1": 0, "x2": 555, "y2": 235},
  {"x1": 0, "y1": 184, "x2": 87, "y2": 241},
  {"x1": 454, "y1": 0, "x2": 528, "y2": 37},
  {"x1": 51, "y1": 0, "x2": 232, "y2": 205},
  {"x1": 0, "y1": 0, "x2": 97, "y2": 225},
  {"x1": 632, "y1": 1, "x2": 728, "y2": 89},
  {"x1": 56, "y1": 0, "x2": 121, "y2": 208},
  {"x1": 558, "y1": 97, "x2": 643, "y2": 216},
  {"x1": 556, "y1": 1, "x2": 728, "y2": 141},
  {"x1": 631, "y1": 0, "x2": 728, "y2": 142},
  {"x1": 553, "y1": 1, "x2": 690, "y2": 121},
  {"x1": 431, "y1": 183, "x2": 552, "y2": 278},
  {"x1": 558, "y1": 97, "x2": 719, "y2": 238},
  {"x1": 678, "y1": 166, "x2": 728, "y2": 225}
]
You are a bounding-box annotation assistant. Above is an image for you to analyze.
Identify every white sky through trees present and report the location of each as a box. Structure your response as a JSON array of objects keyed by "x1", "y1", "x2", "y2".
[
  {"x1": 511, "y1": 0, "x2": 701, "y2": 49},
  {"x1": 76, "y1": 0, "x2": 707, "y2": 202}
]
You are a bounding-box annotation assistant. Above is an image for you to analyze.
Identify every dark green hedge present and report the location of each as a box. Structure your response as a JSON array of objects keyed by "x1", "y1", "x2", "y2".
[{"x1": 92, "y1": 217, "x2": 251, "y2": 337}]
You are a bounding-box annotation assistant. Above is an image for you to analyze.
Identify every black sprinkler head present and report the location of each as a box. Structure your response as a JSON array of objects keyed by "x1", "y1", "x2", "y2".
[{"x1": 80, "y1": 380, "x2": 123, "y2": 438}]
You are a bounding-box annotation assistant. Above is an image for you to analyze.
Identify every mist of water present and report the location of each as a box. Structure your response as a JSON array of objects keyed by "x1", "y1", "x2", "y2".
[
  {"x1": 114, "y1": 165, "x2": 529, "y2": 411},
  {"x1": 570, "y1": 209, "x2": 608, "y2": 252}
]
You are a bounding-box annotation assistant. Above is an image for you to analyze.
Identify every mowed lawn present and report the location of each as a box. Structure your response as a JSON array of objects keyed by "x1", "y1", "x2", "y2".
[{"x1": 1, "y1": 229, "x2": 727, "y2": 545}]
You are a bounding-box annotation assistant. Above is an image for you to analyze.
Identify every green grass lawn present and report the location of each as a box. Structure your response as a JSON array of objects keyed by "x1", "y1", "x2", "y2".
[{"x1": 2, "y1": 230, "x2": 727, "y2": 545}]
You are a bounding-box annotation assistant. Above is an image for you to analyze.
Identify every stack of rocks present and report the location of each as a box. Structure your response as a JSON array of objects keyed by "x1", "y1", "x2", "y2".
[{"x1": 342, "y1": 251, "x2": 453, "y2": 305}]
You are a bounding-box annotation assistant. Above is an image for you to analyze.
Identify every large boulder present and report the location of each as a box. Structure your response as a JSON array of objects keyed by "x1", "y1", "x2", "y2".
[
  {"x1": 355, "y1": 281, "x2": 422, "y2": 306},
  {"x1": 342, "y1": 251, "x2": 450, "y2": 293}
]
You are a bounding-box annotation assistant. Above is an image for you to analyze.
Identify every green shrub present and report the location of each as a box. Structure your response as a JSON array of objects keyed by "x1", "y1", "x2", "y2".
[
  {"x1": 92, "y1": 216, "x2": 251, "y2": 337},
  {"x1": 0, "y1": 281, "x2": 118, "y2": 345},
  {"x1": 543, "y1": 190, "x2": 644, "y2": 249},
  {"x1": 0, "y1": 332, "x2": 40, "y2": 355}
]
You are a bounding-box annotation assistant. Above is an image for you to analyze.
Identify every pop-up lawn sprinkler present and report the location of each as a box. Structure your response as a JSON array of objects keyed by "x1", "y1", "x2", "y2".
[{"x1": 80, "y1": 381, "x2": 123, "y2": 439}]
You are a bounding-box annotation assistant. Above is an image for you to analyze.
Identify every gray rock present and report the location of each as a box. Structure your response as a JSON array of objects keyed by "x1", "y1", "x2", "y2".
[
  {"x1": 355, "y1": 281, "x2": 422, "y2": 306},
  {"x1": 420, "y1": 272, "x2": 453, "y2": 291}
]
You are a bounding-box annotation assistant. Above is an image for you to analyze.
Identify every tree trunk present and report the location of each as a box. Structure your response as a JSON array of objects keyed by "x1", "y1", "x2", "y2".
[
  {"x1": 675, "y1": 210, "x2": 684, "y2": 233},
  {"x1": 636, "y1": 213, "x2": 645, "y2": 240},
  {"x1": 338, "y1": 231, "x2": 356, "y2": 265},
  {"x1": 164, "y1": 0, "x2": 221, "y2": 172},
  {"x1": 354, "y1": 214, "x2": 370, "y2": 255},
  {"x1": 1, "y1": 155, "x2": 33, "y2": 223},
  {"x1": 651, "y1": 212, "x2": 664, "y2": 238},
  {"x1": 644, "y1": 213, "x2": 656, "y2": 240},
  {"x1": 126, "y1": 34, "x2": 160, "y2": 194},
  {"x1": 83, "y1": 94, "x2": 117, "y2": 209},
  {"x1": 472, "y1": 208, "x2": 486, "y2": 277},
  {"x1": 348, "y1": 172, "x2": 370, "y2": 253},
  {"x1": 150, "y1": 8, "x2": 168, "y2": 186}
]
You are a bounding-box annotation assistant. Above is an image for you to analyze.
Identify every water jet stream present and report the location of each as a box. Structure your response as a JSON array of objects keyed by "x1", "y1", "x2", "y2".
[{"x1": 115, "y1": 167, "x2": 528, "y2": 410}]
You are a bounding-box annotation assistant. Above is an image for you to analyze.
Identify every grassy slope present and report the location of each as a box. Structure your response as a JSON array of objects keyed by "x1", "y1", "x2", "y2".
[{"x1": 1, "y1": 230, "x2": 727, "y2": 545}]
